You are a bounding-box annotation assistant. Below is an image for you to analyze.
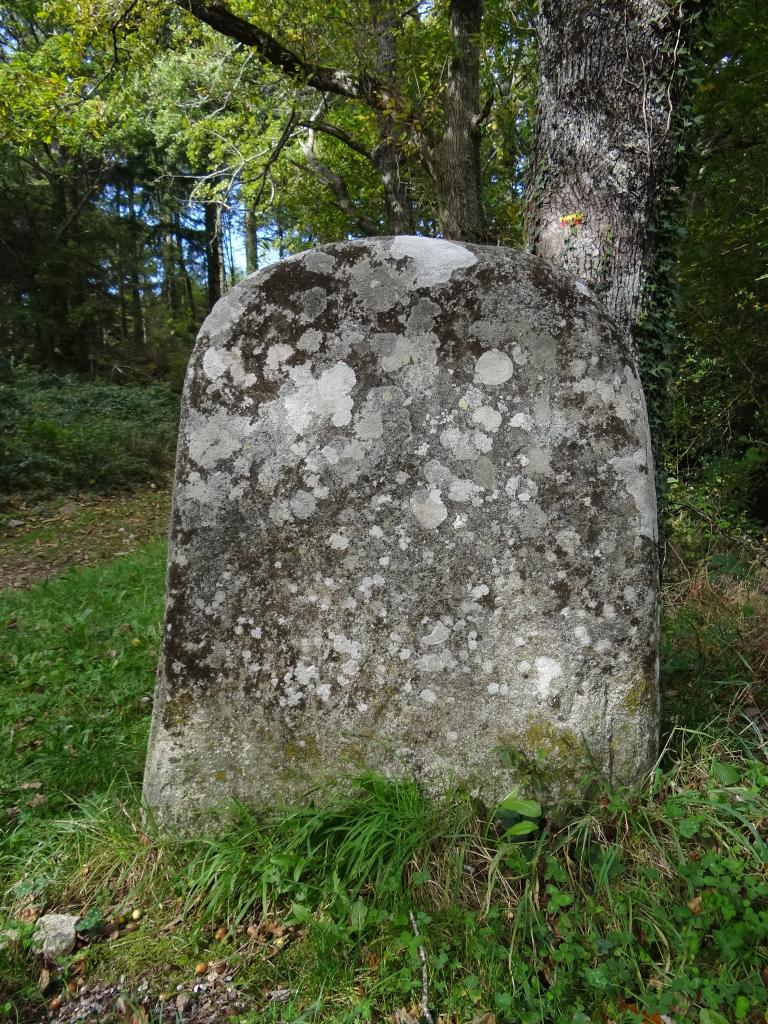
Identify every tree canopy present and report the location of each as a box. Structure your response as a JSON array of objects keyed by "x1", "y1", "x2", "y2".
[{"x1": 0, "y1": 0, "x2": 765, "y2": 518}]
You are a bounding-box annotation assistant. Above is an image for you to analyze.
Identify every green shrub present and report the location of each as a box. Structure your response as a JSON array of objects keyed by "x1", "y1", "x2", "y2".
[{"x1": 0, "y1": 368, "x2": 179, "y2": 497}]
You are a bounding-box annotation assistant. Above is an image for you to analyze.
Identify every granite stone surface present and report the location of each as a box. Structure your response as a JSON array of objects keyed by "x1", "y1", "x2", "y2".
[{"x1": 143, "y1": 237, "x2": 659, "y2": 823}]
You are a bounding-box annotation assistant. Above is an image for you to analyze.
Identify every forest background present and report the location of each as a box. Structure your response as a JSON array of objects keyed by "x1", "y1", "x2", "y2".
[{"x1": 1, "y1": 2, "x2": 768, "y2": 1023}]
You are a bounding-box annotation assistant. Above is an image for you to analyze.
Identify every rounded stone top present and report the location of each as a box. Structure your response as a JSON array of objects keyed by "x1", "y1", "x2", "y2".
[{"x1": 144, "y1": 236, "x2": 658, "y2": 823}]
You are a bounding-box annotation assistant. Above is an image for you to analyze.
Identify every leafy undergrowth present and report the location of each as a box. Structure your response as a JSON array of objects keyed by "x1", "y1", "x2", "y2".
[
  {"x1": 1, "y1": 539, "x2": 767, "y2": 1024},
  {"x1": 0, "y1": 368, "x2": 179, "y2": 499}
]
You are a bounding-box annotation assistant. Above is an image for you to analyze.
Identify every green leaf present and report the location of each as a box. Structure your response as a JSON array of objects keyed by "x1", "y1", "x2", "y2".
[
  {"x1": 700, "y1": 1011, "x2": 728, "y2": 1024},
  {"x1": 497, "y1": 795, "x2": 542, "y2": 818},
  {"x1": 504, "y1": 819, "x2": 539, "y2": 838},
  {"x1": 712, "y1": 761, "x2": 740, "y2": 786},
  {"x1": 350, "y1": 897, "x2": 368, "y2": 932}
]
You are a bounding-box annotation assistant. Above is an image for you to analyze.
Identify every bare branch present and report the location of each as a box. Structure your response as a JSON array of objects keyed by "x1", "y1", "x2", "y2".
[{"x1": 254, "y1": 108, "x2": 298, "y2": 206}]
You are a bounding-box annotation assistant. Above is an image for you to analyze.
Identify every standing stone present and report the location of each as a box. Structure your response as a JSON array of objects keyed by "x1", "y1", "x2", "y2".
[{"x1": 143, "y1": 237, "x2": 658, "y2": 824}]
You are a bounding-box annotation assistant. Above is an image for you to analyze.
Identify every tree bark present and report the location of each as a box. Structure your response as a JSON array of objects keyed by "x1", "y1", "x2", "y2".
[
  {"x1": 371, "y1": 0, "x2": 412, "y2": 234},
  {"x1": 430, "y1": 0, "x2": 486, "y2": 242},
  {"x1": 244, "y1": 203, "x2": 259, "y2": 273},
  {"x1": 204, "y1": 200, "x2": 222, "y2": 310},
  {"x1": 524, "y1": 0, "x2": 688, "y2": 340}
]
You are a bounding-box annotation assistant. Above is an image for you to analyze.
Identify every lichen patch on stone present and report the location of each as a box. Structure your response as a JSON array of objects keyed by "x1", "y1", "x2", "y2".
[{"x1": 143, "y1": 237, "x2": 659, "y2": 826}]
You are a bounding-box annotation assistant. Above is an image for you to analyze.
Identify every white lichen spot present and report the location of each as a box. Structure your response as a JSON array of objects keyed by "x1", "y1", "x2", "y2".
[
  {"x1": 389, "y1": 236, "x2": 477, "y2": 287},
  {"x1": 474, "y1": 349, "x2": 514, "y2": 386},
  {"x1": 265, "y1": 343, "x2": 295, "y2": 370},
  {"x1": 410, "y1": 488, "x2": 448, "y2": 530},
  {"x1": 555, "y1": 529, "x2": 581, "y2": 555},
  {"x1": 419, "y1": 688, "x2": 438, "y2": 704},
  {"x1": 421, "y1": 622, "x2": 451, "y2": 647},
  {"x1": 355, "y1": 408, "x2": 384, "y2": 440},
  {"x1": 328, "y1": 532, "x2": 350, "y2": 550},
  {"x1": 472, "y1": 406, "x2": 503, "y2": 432},
  {"x1": 534, "y1": 657, "x2": 562, "y2": 697},
  {"x1": 284, "y1": 361, "x2": 357, "y2": 433},
  {"x1": 574, "y1": 625, "x2": 591, "y2": 647},
  {"x1": 268, "y1": 499, "x2": 293, "y2": 525},
  {"x1": 472, "y1": 431, "x2": 493, "y2": 454},
  {"x1": 509, "y1": 412, "x2": 534, "y2": 431},
  {"x1": 203, "y1": 347, "x2": 230, "y2": 380},
  {"x1": 448, "y1": 477, "x2": 478, "y2": 503},
  {"x1": 298, "y1": 329, "x2": 322, "y2": 353},
  {"x1": 290, "y1": 490, "x2": 317, "y2": 519}
]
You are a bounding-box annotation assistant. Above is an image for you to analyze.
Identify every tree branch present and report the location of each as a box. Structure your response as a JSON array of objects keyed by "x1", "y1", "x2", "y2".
[
  {"x1": 297, "y1": 119, "x2": 373, "y2": 161},
  {"x1": 299, "y1": 129, "x2": 379, "y2": 235},
  {"x1": 174, "y1": 0, "x2": 387, "y2": 109}
]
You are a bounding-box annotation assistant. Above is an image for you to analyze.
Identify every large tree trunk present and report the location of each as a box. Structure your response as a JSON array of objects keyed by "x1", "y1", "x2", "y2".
[
  {"x1": 431, "y1": 0, "x2": 485, "y2": 242},
  {"x1": 524, "y1": 0, "x2": 688, "y2": 340}
]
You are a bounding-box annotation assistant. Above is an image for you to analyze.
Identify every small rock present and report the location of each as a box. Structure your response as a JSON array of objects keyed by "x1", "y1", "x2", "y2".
[
  {"x1": 6, "y1": 519, "x2": 25, "y2": 529},
  {"x1": 34, "y1": 913, "x2": 78, "y2": 959}
]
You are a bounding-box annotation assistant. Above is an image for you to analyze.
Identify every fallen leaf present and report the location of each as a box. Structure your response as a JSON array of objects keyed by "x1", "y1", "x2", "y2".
[
  {"x1": 20, "y1": 781, "x2": 43, "y2": 790},
  {"x1": 687, "y1": 896, "x2": 703, "y2": 915},
  {"x1": 264, "y1": 988, "x2": 292, "y2": 1003},
  {"x1": 27, "y1": 793, "x2": 47, "y2": 808},
  {"x1": 394, "y1": 1010, "x2": 420, "y2": 1024}
]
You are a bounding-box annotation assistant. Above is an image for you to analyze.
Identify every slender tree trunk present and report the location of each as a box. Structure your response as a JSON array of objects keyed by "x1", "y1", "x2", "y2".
[
  {"x1": 244, "y1": 203, "x2": 259, "y2": 272},
  {"x1": 173, "y1": 210, "x2": 198, "y2": 329},
  {"x1": 127, "y1": 177, "x2": 146, "y2": 350},
  {"x1": 204, "y1": 200, "x2": 222, "y2": 310},
  {"x1": 430, "y1": 0, "x2": 485, "y2": 242},
  {"x1": 524, "y1": 0, "x2": 688, "y2": 340}
]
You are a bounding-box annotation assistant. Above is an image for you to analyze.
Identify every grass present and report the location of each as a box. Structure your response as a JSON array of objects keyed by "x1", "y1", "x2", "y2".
[{"x1": 1, "y1": 530, "x2": 768, "y2": 1023}]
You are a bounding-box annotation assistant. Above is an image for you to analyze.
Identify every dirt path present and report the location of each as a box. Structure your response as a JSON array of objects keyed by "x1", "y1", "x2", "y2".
[{"x1": 0, "y1": 490, "x2": 171, "y2": 590}]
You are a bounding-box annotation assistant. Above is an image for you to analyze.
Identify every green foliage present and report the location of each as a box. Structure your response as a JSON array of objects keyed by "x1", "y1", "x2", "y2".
[
  {"x1": 0, "y1": 369, "x2": 179, "y2": 496},
  {"x1": 671, "y1": 0, "x2": 768, "y2": 523}
]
